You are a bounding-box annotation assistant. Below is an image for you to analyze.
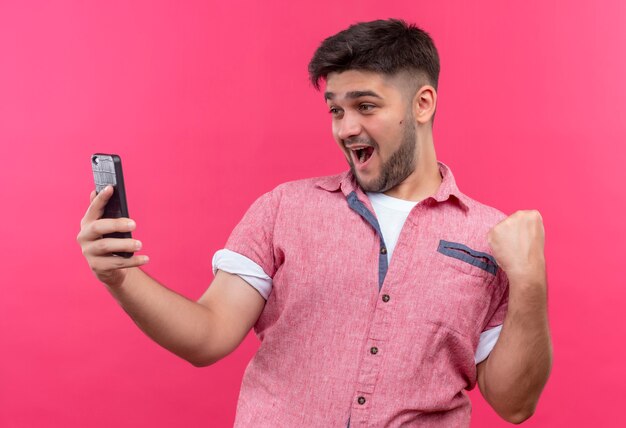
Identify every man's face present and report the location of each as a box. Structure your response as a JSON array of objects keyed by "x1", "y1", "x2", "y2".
[{"x1": 325, "y1": 70, "x2": 417, "y2": 193}]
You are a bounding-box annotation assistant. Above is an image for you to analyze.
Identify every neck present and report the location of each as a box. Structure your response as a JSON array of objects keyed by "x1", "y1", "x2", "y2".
[{"x1": 383, "y1": 131, "x2": 441, "y2": 202}]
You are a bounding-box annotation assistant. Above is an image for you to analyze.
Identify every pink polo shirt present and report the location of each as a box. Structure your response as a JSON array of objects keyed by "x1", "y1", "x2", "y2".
[{"x1": 223, "y1": 161, "x2": 509, "y2": 427}]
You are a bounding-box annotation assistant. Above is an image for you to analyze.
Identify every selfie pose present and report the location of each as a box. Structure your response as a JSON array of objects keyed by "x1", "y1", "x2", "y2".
[{"x1": 77, "y1": 19, "x2": 552, "y2": 427}]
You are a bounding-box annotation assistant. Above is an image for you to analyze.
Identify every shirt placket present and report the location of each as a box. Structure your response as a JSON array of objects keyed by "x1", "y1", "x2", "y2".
[{"x1": 345, "y1": 191, "x2": 393, "y2": 427}]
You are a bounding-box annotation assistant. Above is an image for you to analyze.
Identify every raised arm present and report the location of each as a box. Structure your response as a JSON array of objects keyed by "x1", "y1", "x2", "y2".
[
  {"x1": 77, "y1": 186, "x2": 265, "y2": 366},
  {"x1": 477, "y1": 210, "x2": 553, "y2": 423}
]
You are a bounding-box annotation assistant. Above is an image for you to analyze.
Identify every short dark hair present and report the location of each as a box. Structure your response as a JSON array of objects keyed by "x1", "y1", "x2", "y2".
[{"x1": 308, "y1": 19, "x2": 440, "y2": 92}]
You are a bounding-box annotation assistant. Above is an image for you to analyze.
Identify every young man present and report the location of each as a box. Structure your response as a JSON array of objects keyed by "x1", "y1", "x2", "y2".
[{"x1": 78, "y1": 19, "x2": 551, "y2": 427}]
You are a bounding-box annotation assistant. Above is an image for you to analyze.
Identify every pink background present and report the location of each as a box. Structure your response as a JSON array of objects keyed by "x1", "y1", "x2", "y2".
[{"x1": 1, "y1": 0, "x2": 625, "y2": 426}]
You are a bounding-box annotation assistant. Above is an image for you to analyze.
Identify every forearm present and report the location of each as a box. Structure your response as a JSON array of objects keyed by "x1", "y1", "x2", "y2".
[
  {"x1": 104, "y1": 267, "x2": 218, "y2": 366},
  {"x1": 480, "y1": 278, "x2": 552, "y2": 423}
]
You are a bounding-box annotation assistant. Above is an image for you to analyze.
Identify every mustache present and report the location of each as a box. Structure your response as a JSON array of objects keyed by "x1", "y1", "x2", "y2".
[{"x1": 343, "y1": 137, "x2": 378, "y2": 150}]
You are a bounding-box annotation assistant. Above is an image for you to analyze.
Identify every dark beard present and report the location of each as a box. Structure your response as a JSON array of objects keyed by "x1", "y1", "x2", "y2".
[{"x1": 349, "y1": 119, "x2": 417, "y2": 193}]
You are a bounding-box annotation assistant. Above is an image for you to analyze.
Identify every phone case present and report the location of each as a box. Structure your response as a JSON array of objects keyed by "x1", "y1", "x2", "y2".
[{"x1": 91, "y1": 153, "x2": 133, "y2": 258}]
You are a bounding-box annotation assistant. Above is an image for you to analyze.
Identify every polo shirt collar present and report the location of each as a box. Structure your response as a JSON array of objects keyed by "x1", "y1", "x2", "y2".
[{"x1": 315, "y1": 160, "x2": 470, "y2": 212}]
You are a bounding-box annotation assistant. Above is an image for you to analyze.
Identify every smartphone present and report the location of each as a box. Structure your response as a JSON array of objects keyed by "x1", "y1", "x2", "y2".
[{"x1": 91, "y1": 153, "x2": 133, "y2": 258}]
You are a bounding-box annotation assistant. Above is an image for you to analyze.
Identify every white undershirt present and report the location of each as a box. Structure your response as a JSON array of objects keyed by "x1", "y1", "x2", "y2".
[
  {"x1": 366, "y1": 191, "x2": 418, "y2": 263},
  {"x1": 212, "y1": 192, "x2": 502, "y2": 364}
]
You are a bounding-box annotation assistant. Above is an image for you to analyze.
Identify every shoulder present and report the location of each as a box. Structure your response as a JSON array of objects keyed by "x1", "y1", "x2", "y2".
[
  {"x1": 269, "y1": 172, "x2": 347, "y2": 199},
  {"x1": 460, "y1": 191, "x2": 509, "y2": 226},
  {"x1": 250, "y1": 173, "x2": 349, "y2": 223},
  {"x1": 446, "y1": 191, "x2": 509, "y2": 253},
  {"x1": 243, "y1": 173, "x2": 346, "y2": 218}
]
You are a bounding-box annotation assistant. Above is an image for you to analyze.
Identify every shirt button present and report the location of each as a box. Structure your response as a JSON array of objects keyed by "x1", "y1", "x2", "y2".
[
  {"x1": 382, "y1": 294, "x2": 390, "y2": 302},
  {"x1": 370, "y1": 347, "x2": 378, "y2": 355},
  {"x1": 358, "y1": 396, "x2": 366, "y2": 405},
  {"x1": 380, "y1": 246, "x2": 387, "y2": 254}
]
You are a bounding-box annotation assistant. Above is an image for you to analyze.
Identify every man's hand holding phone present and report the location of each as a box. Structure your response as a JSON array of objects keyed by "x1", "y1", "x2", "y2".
[
  {"x1": 76, "y1": 155, "x2": 265, "y2": 368},
  {"x1": 77, "y1": 185, "x2": 149, "y2": 288}
]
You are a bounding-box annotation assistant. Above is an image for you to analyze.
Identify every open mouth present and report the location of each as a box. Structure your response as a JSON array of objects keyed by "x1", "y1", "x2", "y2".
[{"x1": 351, "y1": 146, "x2": 375, "y2": 165}]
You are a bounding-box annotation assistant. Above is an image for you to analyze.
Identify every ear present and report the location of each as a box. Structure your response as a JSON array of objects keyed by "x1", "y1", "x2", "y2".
[{"x1": 412, "y1": 85, "x2": 437, "y2": 125}]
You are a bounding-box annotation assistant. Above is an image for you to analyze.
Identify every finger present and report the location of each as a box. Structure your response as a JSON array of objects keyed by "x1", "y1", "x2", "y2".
[
  {"x1": 81, "y1": 185, "x2": 114, "y2": 224},
  {"x1": 90, "y1": 254, "x2": 150, "y2": 272},
  {"x1": 81, "y1": 190, "x2": 100, "y2": 228},
  {"x1": 82, "y1": 237, "x2": 142, "y2": 258},
  {"x1": 79, "y1": 219, "x2": 137, "y2": 243}
]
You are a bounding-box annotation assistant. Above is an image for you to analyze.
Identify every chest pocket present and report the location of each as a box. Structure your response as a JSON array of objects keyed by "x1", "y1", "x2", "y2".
[
  {"x1": 417, "y1": 239, "x2": 499, "y2": 338},
  {"x1": 437, "y1": 239, "x2": 499, "y2": 276}
]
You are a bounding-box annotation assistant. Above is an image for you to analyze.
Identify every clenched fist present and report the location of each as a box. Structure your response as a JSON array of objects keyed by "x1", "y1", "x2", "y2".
[{"x1": 487, "y1": 210, "x2": 546, "y2": 287}]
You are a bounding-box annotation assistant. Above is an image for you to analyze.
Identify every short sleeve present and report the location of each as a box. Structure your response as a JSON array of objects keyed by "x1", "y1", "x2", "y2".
[
  {"x1": 224, "y1": 189, "x2": 280, "y2": 279},
  {"x1": 212, "y1": 249, "x2": 273, "y2": 300},
  {"x1": 475, "y1": 325, "x2": 502, "y2": 364},
  {"x1": 483, "y1": 267, "x2": 510, "y2": 331},
  {"x1": 474, "y1": 268, "x2": 509, "y2": 363}
]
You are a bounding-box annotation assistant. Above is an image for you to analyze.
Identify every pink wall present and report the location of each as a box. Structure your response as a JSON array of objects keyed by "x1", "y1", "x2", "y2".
[{"x1": 1, "y1": 0, "x2": 624, "y2": 426}]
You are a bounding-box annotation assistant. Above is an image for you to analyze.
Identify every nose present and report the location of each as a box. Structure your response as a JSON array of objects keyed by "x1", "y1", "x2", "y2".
[{"x1": 335, "y1": 111, "x2": 362, "y2": 141}]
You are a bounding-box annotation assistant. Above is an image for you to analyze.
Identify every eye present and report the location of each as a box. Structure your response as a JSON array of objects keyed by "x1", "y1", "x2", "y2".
[
  {"x1": 328, "y1": 106, "x2": 343, "y2": 117},
  {"x1": 358, "y1": 104, "x2": 376, "y2": 112}
]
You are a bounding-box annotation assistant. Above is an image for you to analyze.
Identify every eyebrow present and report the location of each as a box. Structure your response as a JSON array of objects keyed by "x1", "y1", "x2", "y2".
[{"x1": 324, "y1": 90, "x2": 383, "y2": 101}]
